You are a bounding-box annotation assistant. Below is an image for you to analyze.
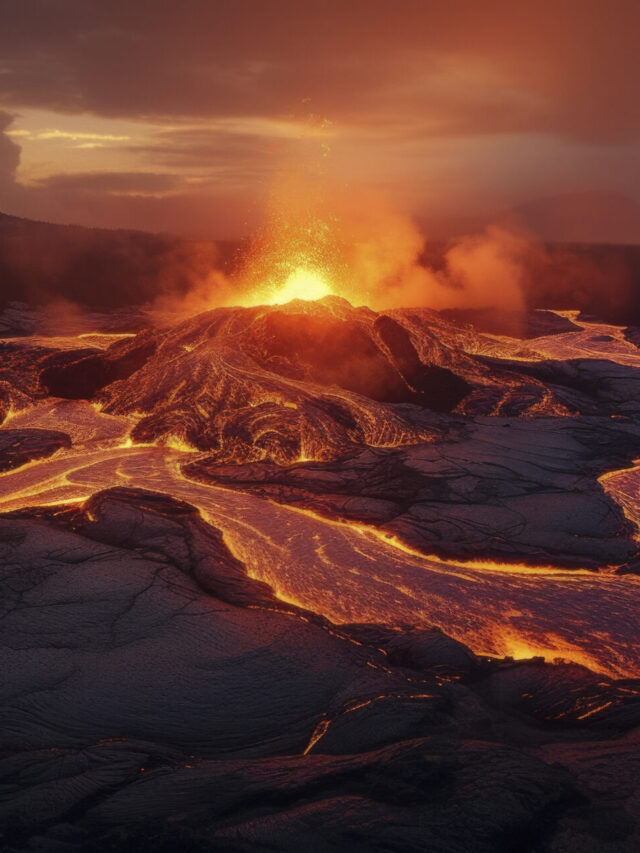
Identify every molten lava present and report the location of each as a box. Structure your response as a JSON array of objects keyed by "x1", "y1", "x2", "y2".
[
  {"x1": 233, "y1": 173, "x2": 350, "y2": 309},
  {"x1": 265, "y1": 267, "x2": 333, "y2": 305},
  {"x1": 2, "y1": 305, "x2": 640, "y2": 679}
]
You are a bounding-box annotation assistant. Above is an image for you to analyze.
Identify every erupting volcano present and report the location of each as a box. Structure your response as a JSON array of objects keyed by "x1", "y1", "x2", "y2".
[
  {"x1": 233, "y1": 177, "x2": 355, "y2": 311},
  {"x1": 4, "y1": 253, "x2": 640, "y2": 849},
  {"x1": 3, "y1": 3, "x2": 640, "y2": 850}
]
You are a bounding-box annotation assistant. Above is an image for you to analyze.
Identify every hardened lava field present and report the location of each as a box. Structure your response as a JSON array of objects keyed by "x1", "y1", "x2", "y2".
[{"x1": 3, "y1": 297, "x2": 640, "y2": 852}]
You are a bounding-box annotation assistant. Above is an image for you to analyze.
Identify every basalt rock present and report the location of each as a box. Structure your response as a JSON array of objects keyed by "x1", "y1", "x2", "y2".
[
  {"x1": 39, "y1": 334, "x2": 157, "y2": 399},
  {"x1": 439, "y1": 307, "x2": 582, "y2": 339},
  {"x1": 2, "y1": 488, "x2": 640, "y2": 851},
  {"x1": 624, "y1": 326, "x2": 640, "y2": 349},
  {"x1": 0, "y1": 428, "x2": 71, "y2": 472}
]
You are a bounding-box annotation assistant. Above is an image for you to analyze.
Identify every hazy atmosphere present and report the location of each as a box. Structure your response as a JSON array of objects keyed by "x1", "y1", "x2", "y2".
[
  {"x1": 1, "y1": 0, "x2": 639, "y2": 241},
  {"x1": 4, "y1": 5, "x2": 640, "y2": 852}
]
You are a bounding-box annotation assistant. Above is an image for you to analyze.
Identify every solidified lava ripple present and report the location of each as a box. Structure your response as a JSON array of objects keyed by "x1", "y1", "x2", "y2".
[
  {"x1": 1, "y1": 400, "x2": 640, "y2": 678},
  {"x1": 3, "y1": 305, "x2": 640, "y2": 679}
]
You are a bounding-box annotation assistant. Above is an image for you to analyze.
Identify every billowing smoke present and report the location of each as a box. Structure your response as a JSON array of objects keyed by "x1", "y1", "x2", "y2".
[
  {"x1": 2, "y1": 187, "x2": 638, "y2": 329},
  {"x1": 0, "y1": 212, "x2": 242, "y2": 328},
  {"x1": 335, "y1": 198, "x2": 529, "y2": 313}
]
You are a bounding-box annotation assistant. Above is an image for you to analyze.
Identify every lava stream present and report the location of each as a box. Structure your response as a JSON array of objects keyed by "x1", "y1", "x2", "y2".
[
  {"x1": 527, "y1": 313, "x2": 640, "y2": 366},
  {"x1": 1, "y1": 400, "x2": 639, "y2": 678}
]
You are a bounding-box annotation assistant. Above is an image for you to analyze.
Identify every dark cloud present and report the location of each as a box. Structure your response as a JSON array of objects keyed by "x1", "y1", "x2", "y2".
[
  {"x1": 0, "y1": 111, "x2": 20, "y2": 186},
  {"x1": 34, "y1": 171, "x2": 180, "y2": 194},
  {"x1": 124, "y1": 127, "x2": 283, "y2": 174},
  {"x1": 0, "y1": 2, "x2": 639, "y2": 239},
  {"x1": 0, "y1": 1, "x2": 638, "y2": 142}
]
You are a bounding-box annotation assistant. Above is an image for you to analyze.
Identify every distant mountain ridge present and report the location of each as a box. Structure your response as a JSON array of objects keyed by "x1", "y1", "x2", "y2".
[
  {"x1": 2, "y1": 209, "x2": 640, "y2": 325},
  {"x1": 0, "y1": 210, "x2": 242, "y2": 311}
]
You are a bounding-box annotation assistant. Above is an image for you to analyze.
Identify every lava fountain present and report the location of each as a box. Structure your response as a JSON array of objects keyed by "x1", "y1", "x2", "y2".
[
  {"x1": 232, "y1": 170, "x2": 359, "y2": 308},
  {"x1": 264, "y1": 266, "x2": 334, "y2": 305}
]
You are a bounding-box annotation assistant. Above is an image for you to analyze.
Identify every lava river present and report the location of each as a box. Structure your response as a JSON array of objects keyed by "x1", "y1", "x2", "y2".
[{"x1": 2, "y1": 393, "x2": 640, "y2": 679}]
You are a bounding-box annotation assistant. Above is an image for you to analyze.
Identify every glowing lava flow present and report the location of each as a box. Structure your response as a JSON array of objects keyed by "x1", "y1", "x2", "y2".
[
  {"x1": 3, "y1": 310, "x2": 640, "y2": 678},
  {"x1": 529, "y1": 312, "x2": 640, "y2": 366},
  {"x1": 2, "y1": 399, "x2": 640, "y2": 678}
]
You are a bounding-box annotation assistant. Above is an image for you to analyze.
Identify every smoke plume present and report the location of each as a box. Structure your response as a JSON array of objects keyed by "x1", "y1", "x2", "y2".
[{"x1": 336, "y1": 198, "x2": 530, "y2": 313}]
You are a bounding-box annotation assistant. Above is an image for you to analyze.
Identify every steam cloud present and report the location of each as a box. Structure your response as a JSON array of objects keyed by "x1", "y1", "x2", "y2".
[
  {"x1": 338, "y1": 200, "x2": 529, "y2": 313},
  {"x1": 1, "y1": 195, "x2": 637, "y2": 331}
]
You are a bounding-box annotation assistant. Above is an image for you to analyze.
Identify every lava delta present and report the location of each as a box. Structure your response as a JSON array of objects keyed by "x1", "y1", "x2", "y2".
[{"x1": 3, "y1": 296, "x2": 640, "y2": 851}]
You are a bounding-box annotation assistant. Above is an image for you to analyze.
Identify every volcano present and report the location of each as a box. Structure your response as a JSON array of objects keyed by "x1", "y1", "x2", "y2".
[{"x1": 3, "y1": 294, "x2": 640, "y2": 851}]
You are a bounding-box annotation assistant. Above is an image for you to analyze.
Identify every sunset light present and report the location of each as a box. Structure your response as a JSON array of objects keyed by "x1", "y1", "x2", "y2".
[{"x1": 2, "y1": 3, "x2": 640, "y2": 851}]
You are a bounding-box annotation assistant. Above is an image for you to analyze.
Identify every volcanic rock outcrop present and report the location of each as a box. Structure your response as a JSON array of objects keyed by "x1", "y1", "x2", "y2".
[
  {"x1": 624, "y1": 325, "x2": 640, "y2": 350},
  {"x1": 92, "y1": 298, "x2": 476, "y2": 461},
  {"x1": 0, "y1": 428, "x2": 70, "y2": 472},
  {"x1": 40, "y1": 333, "x2": 157, "y2": 400},
  {"x1": 3, "y1": 488, "x2": 640, "y2": 851}
]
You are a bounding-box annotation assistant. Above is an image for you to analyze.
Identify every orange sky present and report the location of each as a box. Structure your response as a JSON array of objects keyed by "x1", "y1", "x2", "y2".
[{"x1": 1, "y1": 0, "x2": 639, "y2": 241}]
